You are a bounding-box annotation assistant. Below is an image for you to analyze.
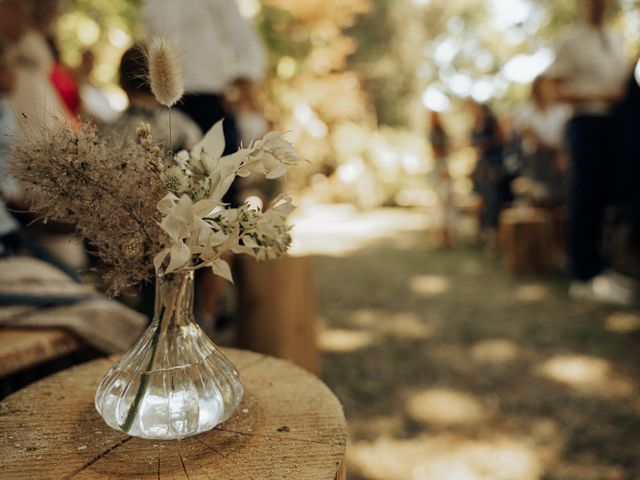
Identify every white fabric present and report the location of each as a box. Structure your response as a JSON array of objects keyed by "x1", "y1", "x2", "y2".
[
  {"x1": 8, "y1": 30, "x2": 68, "y2": 128},
  {"x1": 0, "y1": 200, "x2": 19, "y2": 238},
  {"x1": 237, "y1": 111, "x2": 268, "y2": 146},
  {"x1": 80, "y1": 83, "x2": 119, "y2": 124},
  {"x1": 545, "y1": 24, "x2": 628, "y2": 115},
  {"x1": 143, "y1": 0, "x2": 265, "y2": 94},
  {"x1": 516, "y1": 104, "x2": 570, "y2": 149},
  {"x1": 0, "y1": 99, "x2": 22, "y2": 200}
]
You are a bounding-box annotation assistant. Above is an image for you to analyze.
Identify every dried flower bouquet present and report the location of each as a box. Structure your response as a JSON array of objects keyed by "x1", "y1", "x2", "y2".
[{"x1": 9, "y1": 39, "x2": 302, "y2": 294}]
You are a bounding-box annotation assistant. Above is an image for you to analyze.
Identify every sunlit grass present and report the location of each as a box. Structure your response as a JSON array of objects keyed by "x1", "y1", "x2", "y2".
[
  {"x1": 410, "y1": 275, "x2": 451, "y2": 297},
  {"x1": 470, "y1": 339, "x2": 519, "y2": 365},
  {"x1": 319, "y1": 329, "x2": 376, "y2": 353},
  {"x1": 538, "y1": 354, "x2": 636, "y2": 398},
  {"x1": 290, "y1": 205, "x2": 429, "y2": 256},
  {"x1": 406, "y1": 388, "x2": 487, "y2": 426},
  {"x1": 515, "y1": 284, "x2": 550, "y2": 302},
  {"x1": 314, "y1": 207, "x2": 640, "y2": 478},
  {"x1": 349, "y1": 433, "x2": 542, "y2": 480},
  {"x1": 604, "y1": 312, "x2": 640, "y2": 333}
]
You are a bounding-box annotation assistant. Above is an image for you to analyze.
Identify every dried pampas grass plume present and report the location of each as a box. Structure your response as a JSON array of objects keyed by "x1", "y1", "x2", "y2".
[{"x1": 147, "y1": 38, "x2": 184, "y2": 107}]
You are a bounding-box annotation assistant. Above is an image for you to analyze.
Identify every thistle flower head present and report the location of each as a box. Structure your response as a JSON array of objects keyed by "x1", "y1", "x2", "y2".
[
  {"x1": 147, "y1": 38, "x2": 184, "y2": 107},
  {"x1": 161, "y1": 166, "x2": 189, "y2": 193}
]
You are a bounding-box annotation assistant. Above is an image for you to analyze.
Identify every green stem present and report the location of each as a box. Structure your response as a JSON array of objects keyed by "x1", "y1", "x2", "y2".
[{"x1": 119, "y1": 306, "x2": 165, "y2": 433}]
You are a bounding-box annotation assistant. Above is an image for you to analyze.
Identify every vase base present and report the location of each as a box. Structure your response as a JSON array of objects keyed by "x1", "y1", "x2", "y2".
[
  {"x1": 97, "y1": 349, "x2": 243, "y2": 439},
  {"x1": 95, "y1": 272, "x2": 243, "y2": 440}
]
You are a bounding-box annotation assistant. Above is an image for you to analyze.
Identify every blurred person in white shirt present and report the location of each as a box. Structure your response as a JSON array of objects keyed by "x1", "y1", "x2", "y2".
[
  {"x1": 74, "y1": 50, "x2": 118, "y2": 125},
  {"x1": 8, "y1": 0, "x2": 70, "y2": 128},
  {"x1": 513, "y1": 76, "x2": 570, "y2": 205},
  {"x1": 143, "y1": 0, "x2": 266, "y2": 335},
  {"x1": 545, "y1": 0, "x2": 635, "y2": 304},
  {"x1": 143, "y1": 0, "x2": 265, "y2": 161}
]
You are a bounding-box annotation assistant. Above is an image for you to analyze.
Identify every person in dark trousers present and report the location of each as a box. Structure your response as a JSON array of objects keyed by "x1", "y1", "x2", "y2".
[
  {"x1": 143, "y1": 0, "x2": 265, "y2": 160},
  {"x1": 143, "y1": 0, "x2": 266, "y2": 334},
  {"x1": 546, "y1": 0, "x2": 634, "y2": 304}
]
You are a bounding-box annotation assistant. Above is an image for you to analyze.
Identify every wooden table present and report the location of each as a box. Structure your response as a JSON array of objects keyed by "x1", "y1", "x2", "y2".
[{"x1": 0, "y1": 349, "x2": 347, "y2": 479}]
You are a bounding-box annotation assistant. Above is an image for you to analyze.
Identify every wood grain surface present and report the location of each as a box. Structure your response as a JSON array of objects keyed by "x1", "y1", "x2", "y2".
[
  {"x1": 237, "y1": 256, "x2": 321, "y2": 375},
  {"x1": 0, "y1": 349, "x2": 347, "y2": 479},
  {"x1": 0, "y1": 328, "x2": 82, "y2": 377}
]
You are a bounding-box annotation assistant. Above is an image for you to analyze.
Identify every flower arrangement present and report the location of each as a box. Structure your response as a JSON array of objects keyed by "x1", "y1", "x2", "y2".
[
  {"x1": 9, "y1": 39, "x2": 302, "y2": 294},
  {"x1": 153, "y1": 121, "x2": 300, "y2": 281}
]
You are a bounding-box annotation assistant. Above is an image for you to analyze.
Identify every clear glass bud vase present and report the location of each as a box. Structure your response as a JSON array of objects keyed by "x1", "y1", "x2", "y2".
[{"x1": 95, "y1": 270, "x2": 243, "y2": 439}]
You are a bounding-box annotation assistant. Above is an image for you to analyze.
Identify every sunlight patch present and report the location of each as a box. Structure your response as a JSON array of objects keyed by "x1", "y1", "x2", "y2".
[
  {"x1": 318, "y1": 329, "x2": 376, "y2": 353},
  {"x1": 290, "y1": 205, "x2": 430, "y2": 256},
  {"x1": 406, "y1": 388, "x2": 487, "y2": 426},
  {"x1": 349, "y1": 309, "x2": 379, "y2": 327},
  {"x1": 538, "y1": 354, "x2": 635, "y2": 397},
  {"x1": 383, "y1": 312, "x2": 436, "y2": 340},
  {"x1": 347, "y1": 310, "x2": 437, "y2": 339},
  {"x1": 604, "y1": 312, "x2": 640, "y2": 333},
  {"x1": 410, "y1": 275, "x2": 451, "y2": 296},
  {"x1": 349, "y1": 433, "x2": 541, "y2": 480},
  {"x1": 471, "y1": 339, "x2": 519, "y2": 364},
  {"x1": 515, "y1": 284, "x2": 549, "y2": 302}
]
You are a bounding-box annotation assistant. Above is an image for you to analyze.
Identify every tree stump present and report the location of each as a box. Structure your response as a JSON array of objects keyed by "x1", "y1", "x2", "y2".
[
  {"x1": 499, "y1": 207, "x2": 554, "y2": 275},
  {"x1": 0, "y1": 349, "x2": 346, "y2": 479},
  {"x1": 236, "y1": 255, "x2": 321, "y2": 375}
]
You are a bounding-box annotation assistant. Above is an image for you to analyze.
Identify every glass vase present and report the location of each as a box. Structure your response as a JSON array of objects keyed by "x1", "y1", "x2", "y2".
[{"x1": 95, "y1": 270, "x2": 243, "y2": 440}]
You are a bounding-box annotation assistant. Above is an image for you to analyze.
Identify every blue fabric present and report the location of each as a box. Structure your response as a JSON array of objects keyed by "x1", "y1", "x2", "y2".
[
  {"x1": 0, "y1": 292, "x2": 95, "y2": 306},
  {"x1": 0, "y1": 100, "x2": 19, "y2": 198}
]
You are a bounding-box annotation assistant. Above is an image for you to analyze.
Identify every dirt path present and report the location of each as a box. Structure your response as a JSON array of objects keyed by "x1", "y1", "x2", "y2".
[{"x1": 303, "y1": 207, "x2": 640, "y2": 480}]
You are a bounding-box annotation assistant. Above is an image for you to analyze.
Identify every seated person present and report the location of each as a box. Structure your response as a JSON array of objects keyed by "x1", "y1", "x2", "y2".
[
  {"x1": 513, "y1": 76, "x2": 570, "y2": 205},
  {"x1": 105, "y1": 44, "x2": 201, "y2": 151},
  {"x1": 0, "y1": 41, "x2": 146, "y2": 352}
]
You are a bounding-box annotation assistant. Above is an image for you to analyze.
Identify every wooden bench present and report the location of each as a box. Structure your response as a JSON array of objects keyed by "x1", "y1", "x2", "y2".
[
  {"x1": 0, "y1": 348, "x2": 347, "y2": 479},
  {"x1": 0, "y1": 327, "x2": 82, "y2": 378}
]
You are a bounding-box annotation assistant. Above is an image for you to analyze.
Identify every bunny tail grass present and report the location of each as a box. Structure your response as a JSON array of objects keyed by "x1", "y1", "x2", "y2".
[{"x1": 147, "y1": 38, "x2": 184, "y2": 108}]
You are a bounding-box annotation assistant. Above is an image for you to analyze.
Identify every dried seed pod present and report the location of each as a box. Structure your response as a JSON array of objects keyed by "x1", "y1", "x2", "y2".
[{"x1": 147, "y1": 38, "x2": 184, "y2": 107}]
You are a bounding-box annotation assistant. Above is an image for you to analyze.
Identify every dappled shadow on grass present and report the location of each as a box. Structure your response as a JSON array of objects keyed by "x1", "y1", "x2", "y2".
[{"x1": 313, "y1": 229, "x2": 640, "y2": 479}]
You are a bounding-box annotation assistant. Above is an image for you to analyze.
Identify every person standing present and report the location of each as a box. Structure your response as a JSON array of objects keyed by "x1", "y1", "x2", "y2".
[
  {"x1": 143, "y1": 0, "x2": 266, "y2": 335},
  {"x1": 428, "y1": 110, "x2": 455, "y2": 247},
  {"x1": 142, "y1": 0, "x2": 265, "y2": 158},
  {"x1": 468, "y1": 101, "x2": 508, "y2": 248},
  {"x1": 514, "y1": 76, "x2": 570, "y2": 205},
  {"x1": 74, "y1": 50, "x2": 118, "y2": 124},
  {"x1": 105, "y1": 44, "x2": 202, "y2": 152},
  {"x1": 8, "y1": 0, "x2": 70, "y2": 128},
  {"x1": 545, "y1": 0, "x2": 634, "y2": 304}
]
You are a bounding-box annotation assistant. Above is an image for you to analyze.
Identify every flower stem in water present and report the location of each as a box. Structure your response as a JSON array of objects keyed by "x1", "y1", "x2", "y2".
[{"x1": 119, "y1": 306, "x2": 165, "y2": 432}]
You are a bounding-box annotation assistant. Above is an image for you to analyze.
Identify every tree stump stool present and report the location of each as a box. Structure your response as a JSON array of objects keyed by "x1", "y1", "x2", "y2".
[
  {"x1": 0, "y1": 349, "x2": 347, "y2": 479},
  {"x1": 236, "y1": 255, "x2": 321, "y2": 375},
  {"x1": 499, "y1": 207, "x2": 554, "y2": 275}
]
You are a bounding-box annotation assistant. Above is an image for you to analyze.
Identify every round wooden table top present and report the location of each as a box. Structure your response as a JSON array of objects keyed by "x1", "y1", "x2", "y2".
[{"x1": 0, "y1": 349, "x2": 347, "y2": 479}]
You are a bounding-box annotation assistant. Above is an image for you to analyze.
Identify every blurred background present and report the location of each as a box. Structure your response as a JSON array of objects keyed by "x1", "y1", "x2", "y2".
[
  {"x1": 54, "y1": 0, "x2": 640, "y2": 210},
  {"x1": 2, "y1": 0, "x2": 640, "y2": 478}
]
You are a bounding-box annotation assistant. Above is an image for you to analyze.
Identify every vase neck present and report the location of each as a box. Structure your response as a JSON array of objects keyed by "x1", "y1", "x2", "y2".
[{"x1": 154, "y1": 270, "x2": 195, "y2": 328}]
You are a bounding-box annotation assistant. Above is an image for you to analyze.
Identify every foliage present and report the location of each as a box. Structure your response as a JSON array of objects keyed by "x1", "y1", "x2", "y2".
[{"x1": 348, "y1": 0, "x2": 640, "y2": 130}]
